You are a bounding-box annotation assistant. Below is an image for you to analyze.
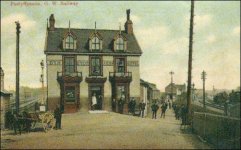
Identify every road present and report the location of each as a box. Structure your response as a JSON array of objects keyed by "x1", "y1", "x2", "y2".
[{"x1": 1, "y1": 109, "x2": 212, "y2": 149}]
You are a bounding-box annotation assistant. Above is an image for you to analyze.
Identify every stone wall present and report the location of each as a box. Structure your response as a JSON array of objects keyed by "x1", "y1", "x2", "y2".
[{"x1": 192, "y1": 112, "x2": 240, "y2": 149}]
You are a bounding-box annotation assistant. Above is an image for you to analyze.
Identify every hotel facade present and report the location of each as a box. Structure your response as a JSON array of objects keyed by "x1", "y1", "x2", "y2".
[{"x1": 44, "y1": 10, "x2": 142, "y2": 113}]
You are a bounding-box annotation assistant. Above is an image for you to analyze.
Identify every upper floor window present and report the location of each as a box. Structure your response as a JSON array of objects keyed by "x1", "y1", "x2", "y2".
[
  {"x1": 89, "y1": 33, "x2": 103, "y2": 51},
  {"x1": 90, "y1": 56, "x2": 102, "y2": 76},
  {"x1": 65, "y1": 35, "x2": 74, "y2": 49},
  {"x1": 114, "y1": 34, "x2": 127, "y2": 51},
  {"x1": 64, "y1": 57, "x2": 75, "y2": 74},
  {"x1": 115, "y1": 58, "x2": 125, "y2": 73},
  {"x1": 91, "y1": 37, "x2": 100, "y2": 50},
  {"x1": 116, "y1": 38, "x2": 124, "y2": 51}
]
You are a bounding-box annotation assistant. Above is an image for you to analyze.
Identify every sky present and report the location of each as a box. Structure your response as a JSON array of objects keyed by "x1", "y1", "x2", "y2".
[{"x1": 1, "y1": 1, "x2": 240, "y2": 91}]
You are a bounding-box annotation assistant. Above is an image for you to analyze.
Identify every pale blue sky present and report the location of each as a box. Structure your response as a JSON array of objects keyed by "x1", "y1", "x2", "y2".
[{"x1": 1, "y1": 1, "x2": 240, "y2": 91}]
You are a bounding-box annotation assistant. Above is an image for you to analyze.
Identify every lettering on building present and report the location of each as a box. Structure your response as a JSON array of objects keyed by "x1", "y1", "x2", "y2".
[
  {"x1": 103, "y1": 60, "x2": 113, "y2": 66},
  {"x1": 127, "y1": 61, "x2": 139, "y2": 67},
  {"x1": 47, "y1": 60, "x2": 62, "y2": 65},
  {"x1": 77, "y1": 60, "x2": 89, "y2": 66}
]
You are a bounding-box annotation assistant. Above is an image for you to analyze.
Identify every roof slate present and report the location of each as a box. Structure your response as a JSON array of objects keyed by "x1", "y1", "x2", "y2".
[{"x1": 45, "y1": 28, "x2": 142, "y2": 55}]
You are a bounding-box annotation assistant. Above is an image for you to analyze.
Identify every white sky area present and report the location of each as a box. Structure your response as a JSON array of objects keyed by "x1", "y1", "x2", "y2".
[{"x1": 1, "y1": 1, "x2": 240, "y2": 91}]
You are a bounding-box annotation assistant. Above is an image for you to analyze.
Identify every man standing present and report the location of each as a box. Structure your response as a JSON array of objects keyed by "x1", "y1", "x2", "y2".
[
  {"x1": 118, "y1": 97, "x2": 125, "y2": 114},
  {"x1": 151, "y1": 102, "x2": 159, "y2": 119},
  {"x1": 139, "y1": 101, "x2": 146, "y2": 118},
  {"x1": 92, "y1": 93, "x2": 97, "y2": 110},
  {"x1": 161, "y1": 102, "x2": 167, "y2": 118},
  {"x1": 98, "y1": 95, "x2": 103, "y2": 110},
  {"x1": 131, "y1": 98, "x2": 136, "y2": 115},
  {"x1": 54, "y1": 104, "x2": 62, "y2": 129},
  {"x1": 112, "y1": 98, "x2": 116, "y2": 112}
]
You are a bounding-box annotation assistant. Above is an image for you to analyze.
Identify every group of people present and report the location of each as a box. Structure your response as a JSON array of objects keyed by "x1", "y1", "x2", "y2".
[
  {"x1": 91, "y1": 93, "x2": 103, "y2": 111},
  {"x1": 128, "y1": 98, "x2": 136, "y2": 115},
  {"x1": 172, "y1": 103, "x2": 188, "y2": 125}
]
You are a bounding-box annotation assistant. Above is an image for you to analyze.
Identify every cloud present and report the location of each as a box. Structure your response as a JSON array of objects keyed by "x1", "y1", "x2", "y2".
[
  {"x1": 118, "y1": 15, "x2": 140, "y2": 24},
  {"x1": 206, "y1": 34, "x2": 216, "y2": 44},
  {"x1": 232, "y1": 26, "x2": 240, "y2": 36},
  {"x1": 161, "y1": 37, "x2": 189, "y2": 55},
  {"x1": 184, "y1": 14, "x2": 212, "y2": 31},
  {"x1": 1, "y1": 13, "x2": 36, "y2": 35},
  {"x1": 135, "y1": 25, "x2": 169, "y2": 50}
]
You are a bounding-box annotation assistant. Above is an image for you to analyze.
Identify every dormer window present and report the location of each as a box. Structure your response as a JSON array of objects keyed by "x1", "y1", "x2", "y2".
[
  {"x1": 89, "y1": 33, "x2": 103, "y2": 51},
  {"x1": 114, "y1": 34, "x2": 127, "y2": 51},
  {"x1": 91, "y1": 37, "x2": 100, "y2": 50},
  {"x1": 65, "y1": 35, "x2": 74, "y2": 49},
  {"x1": 63, "y1": 32, "x2": 77, "y2": 50},
  {"x1": 116, "y1": 38, "x2": 124, "y2": 51}
]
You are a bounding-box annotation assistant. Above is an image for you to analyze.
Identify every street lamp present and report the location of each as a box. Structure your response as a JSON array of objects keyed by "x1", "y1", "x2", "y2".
[
  {"x1": 40, "y1": 60, "x2": 46, "y2": 112},
  {"x1": 169, "y1": 71, "x2": 174, "y2": 101}
]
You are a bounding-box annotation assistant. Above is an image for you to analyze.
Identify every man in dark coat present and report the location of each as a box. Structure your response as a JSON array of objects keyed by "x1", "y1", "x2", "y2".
[
  {"x1": 54, "y1": 104, "x2": 62, "y2": 129},
  {"x1": 151, "y1": 102, "x2": 159, "y2": 119},
  {"x1": 161, "y1": 102, "x2": 167, "y2": 118},
  {"x1": 118, "y1": 97, "x2": 125, "y2": 114},
  {"x1": 98, "y1": 95, "x2": 103, "y2": 110},
  {"x1": 139, "y1": 101, "x2": 146, "y2": 118},
  {"x1": 131, "y1": 98, "x2": 136, "y2": 115},
  {"x1": 112, "y1": 98, "x2": 116, "y2": 112}
]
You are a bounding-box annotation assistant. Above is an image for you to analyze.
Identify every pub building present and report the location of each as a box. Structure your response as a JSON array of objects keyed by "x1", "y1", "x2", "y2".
[{"x1": 44, "y1": 10, "x2": 142, "y2": 113}]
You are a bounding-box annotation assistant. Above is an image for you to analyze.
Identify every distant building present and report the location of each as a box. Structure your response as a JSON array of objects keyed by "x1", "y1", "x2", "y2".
[
  {"x1": 165, "y1": 83, "x2": 186, "y2": 99},
  {"x1": 44, "y1": 10, "x2": 142, "y2": 113},
  {"x1": 0, "y1": 67, "x2": 12, "y2": 129},
  {"x1": 140, "y1": 79, "x2": 161, "y2": 116}
]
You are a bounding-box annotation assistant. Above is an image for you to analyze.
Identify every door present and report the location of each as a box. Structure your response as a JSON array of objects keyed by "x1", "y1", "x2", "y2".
[{"x1": 89, "y1": 85, "x2": 103, "y2": 110}]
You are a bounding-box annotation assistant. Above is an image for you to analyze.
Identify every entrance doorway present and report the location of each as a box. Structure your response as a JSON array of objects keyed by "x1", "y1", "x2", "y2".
[{"x1": 89, "y1": 85, "x2": 103, "y2": 110}]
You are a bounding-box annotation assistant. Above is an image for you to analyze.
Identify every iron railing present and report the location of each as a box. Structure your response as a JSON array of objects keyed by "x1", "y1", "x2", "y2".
[
  {"x1": 57, "y1": 71, "x2": 82, "y2": 78},
  {"x1": 109, "y1": 72, "x2": 132, "y2": 78}
]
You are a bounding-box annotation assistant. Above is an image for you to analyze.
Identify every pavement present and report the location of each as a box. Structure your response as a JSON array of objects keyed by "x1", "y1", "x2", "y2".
[{"x1": 1, "y1": 108, "x2": 213, "y2": 149}]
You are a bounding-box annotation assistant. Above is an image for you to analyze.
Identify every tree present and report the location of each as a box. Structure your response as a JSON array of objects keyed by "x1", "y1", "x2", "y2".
[
  {"x1": 213, "y1": 92, "x2": 228, "y2": 105},
  {"x1": 229, "y1": 90, "x2": 240, "y2": 103}
]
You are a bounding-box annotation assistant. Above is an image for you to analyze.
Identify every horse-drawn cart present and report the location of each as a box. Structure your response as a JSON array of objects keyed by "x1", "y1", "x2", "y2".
[
  {"x1": 10, "y1": 111, "x2": 55, "y2": 134},
  {"x1": 29, "y1": 111, "x2": 55, "y2": 132}
]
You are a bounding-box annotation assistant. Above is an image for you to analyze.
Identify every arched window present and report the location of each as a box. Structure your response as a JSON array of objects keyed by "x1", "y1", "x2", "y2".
[
  {"x1": 65, "y1": 35, "x2": 74, "y2": 49},
  {"x1": 116, "y1": 37, "x2": 124, "y2": 51},
  {"x1": 91, "y1": 36, "x2": 100, "y2": 50}
]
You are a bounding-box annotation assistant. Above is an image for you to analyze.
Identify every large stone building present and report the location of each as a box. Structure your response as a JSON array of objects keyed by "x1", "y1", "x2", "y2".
[
  {"x1": 44, "y1": 10, "x2": 142, "y2": 113},
  {"x1": 165, "y1": 83, "x2": 186, "y2": 99}
]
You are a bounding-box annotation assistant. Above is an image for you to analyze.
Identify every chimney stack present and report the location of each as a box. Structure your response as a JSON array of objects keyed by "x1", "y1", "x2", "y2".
[
  {"x1": 49, "y1": 14, "x2": 55, "y2": 31},
  {"x1": 125, "y1": 9, "x2": 133, "y2": 34}
]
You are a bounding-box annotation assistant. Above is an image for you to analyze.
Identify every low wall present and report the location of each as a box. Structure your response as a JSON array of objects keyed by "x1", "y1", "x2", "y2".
[{"x1": 193, "y1": 112, "x2": 240, "y2": 149}]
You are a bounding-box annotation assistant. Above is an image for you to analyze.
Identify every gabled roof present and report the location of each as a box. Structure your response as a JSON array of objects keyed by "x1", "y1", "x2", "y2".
[{"x1": 44, "y1": 28, "x2": 142, "y2": 55}]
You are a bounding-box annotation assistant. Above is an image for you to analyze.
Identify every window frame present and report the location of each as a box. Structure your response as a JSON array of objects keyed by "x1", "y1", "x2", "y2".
[
  {"x1": 116, "y1": 37, "x2": 124, "y2": 51},
  {"x1": 91, "y1": 36, "x2": 101, "y2": 50},
  {"x1": 114, "y1": 57, "x2": 126, "y2": 73},
  {"x1": 63, "y1": 56, "x2": 76, "y2": 75},
  {"x1": 89, "y1": 56, "x2": 103, "y2": 76},
  {"x1": 64, "y1": 85, "x2": 76, "y2": 103},
  {"x1": 65, "y1": 35, "x2": 75, "y2": 50}
]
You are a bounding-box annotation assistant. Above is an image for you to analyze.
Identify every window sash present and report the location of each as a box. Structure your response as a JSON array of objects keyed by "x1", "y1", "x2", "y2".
[
  {"x1": 64, "y1": 57, "x2": 75, "y2": 73},
  {"x1": 116, "y1": 38, "x2": 124, "y2": 50},
  {"x1": 116, "y1": 58, "x2": 125, "y2": 73},
  {"x1": 91, "y1": 57, "x2": 101, "y2": 75},
  {"x1": 91, "y1": 37, "x2": 100, "y2": 50},
  {"x1": 65, "y1": 35, "x2": 74, "y2": 49}
]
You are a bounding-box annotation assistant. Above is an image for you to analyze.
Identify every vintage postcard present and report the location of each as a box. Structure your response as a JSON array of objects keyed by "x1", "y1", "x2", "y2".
[{"x1": 0, "y1": 1, "x2": 240, "y2": 149}]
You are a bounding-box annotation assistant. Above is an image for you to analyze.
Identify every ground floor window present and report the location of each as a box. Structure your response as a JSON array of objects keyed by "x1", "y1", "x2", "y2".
[{"x1": 65, "y1": 86, "x2": 76, "y2": 103}]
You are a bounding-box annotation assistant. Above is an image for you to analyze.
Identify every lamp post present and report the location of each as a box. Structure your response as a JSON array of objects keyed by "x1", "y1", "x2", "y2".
[
  {"x1": 15, "y1": 21, "x2": 21, "y2": 113},
  {"x1": 40, "y1": 60, "x2": 46, "y2": 112},
  {"x1": 201, "y1": 70, "x2": 207, "y2": 110}
]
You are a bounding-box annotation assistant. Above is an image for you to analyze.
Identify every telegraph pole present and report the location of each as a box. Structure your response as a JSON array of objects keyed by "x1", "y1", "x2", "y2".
[
  {"x1": 169, "y1": 71, "x2": 174, "y2": 101},
  {"x1": 15, "y1": 21, "x2": 20, "y2": 113},
  {"x1": 192, "y1": 83, "x2": 195, "y2": 101},
  {"x1": 187, "y1": 0, "x2": 195, "y2": 124},
  {"x1": 201, "y1": 70, "x2": 207, "y2": 110}
]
